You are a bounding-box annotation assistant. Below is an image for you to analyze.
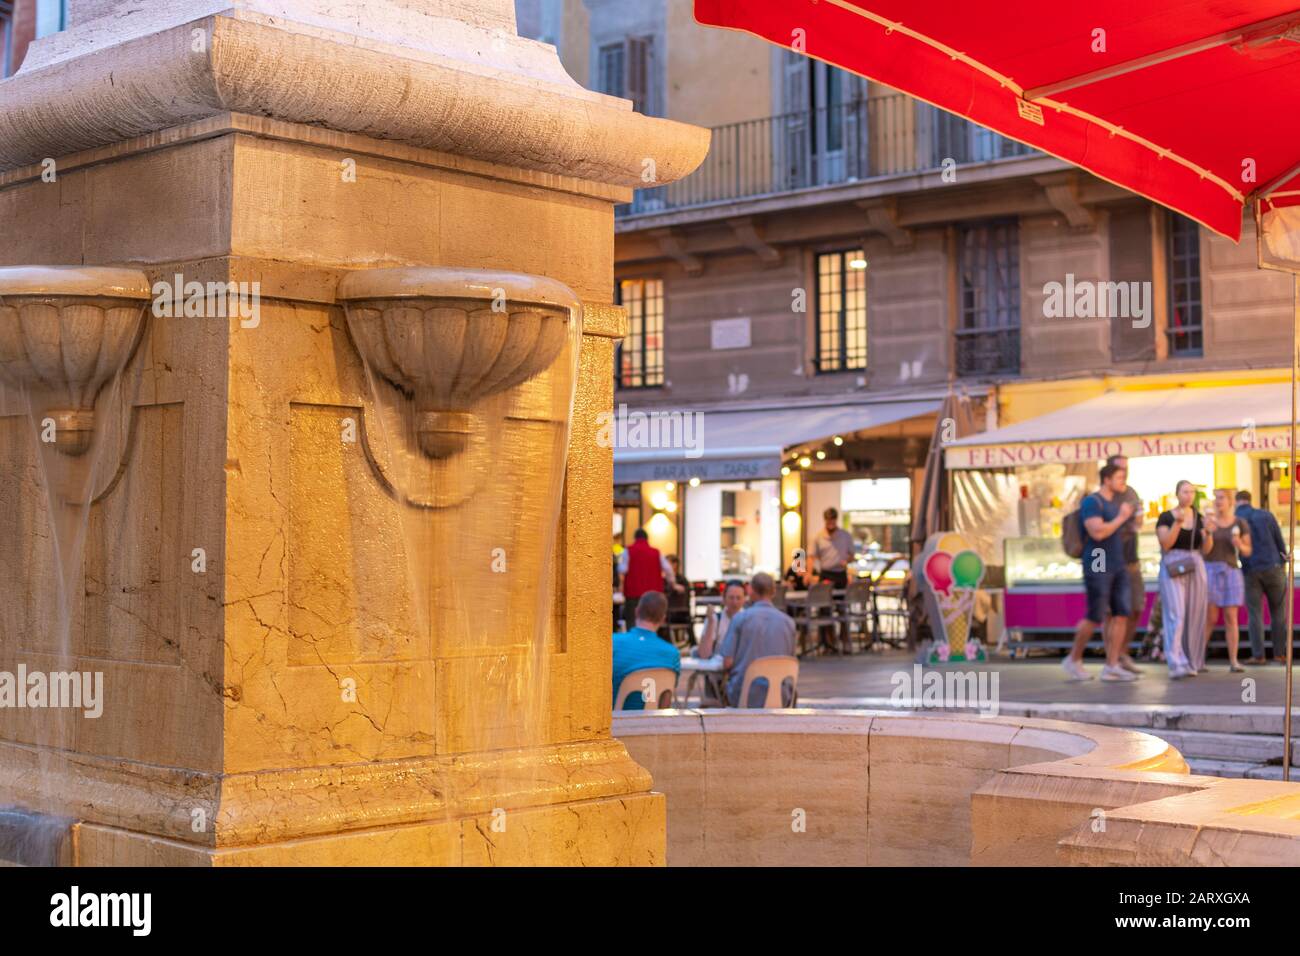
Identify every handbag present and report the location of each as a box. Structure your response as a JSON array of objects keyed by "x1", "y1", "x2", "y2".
[{"x1": 1162, "y1": 510, "x2": 1201, "y2": 577}]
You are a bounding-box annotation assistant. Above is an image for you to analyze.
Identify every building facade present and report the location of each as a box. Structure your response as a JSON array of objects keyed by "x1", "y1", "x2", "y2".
[{"x1": 518, "y1": 0, "x2": 1298, "y2": 597}]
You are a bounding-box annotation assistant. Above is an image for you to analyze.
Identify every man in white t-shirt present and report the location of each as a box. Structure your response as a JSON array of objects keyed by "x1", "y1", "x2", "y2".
[{"x1": 812, "y1": 507, "x2": 856, "y2": 589}]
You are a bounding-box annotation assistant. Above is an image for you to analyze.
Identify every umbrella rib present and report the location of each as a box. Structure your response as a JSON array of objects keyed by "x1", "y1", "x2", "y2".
[
  {"x1": 823, "y1": 0, "x2": 1021, "y2": 93},
  {"x1": 819, "y1": 0, "x2": 1244, "y2": 207},
  {"x1": 1023, "y1": 11, "x2": 1300, "y2": 101},
  {"x1": 1259, "y1": 159, "x2": 1300, "y2": 201}
]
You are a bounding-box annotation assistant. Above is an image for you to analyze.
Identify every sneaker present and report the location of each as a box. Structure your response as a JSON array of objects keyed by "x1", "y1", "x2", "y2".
[
  {"x1": 1101, "y1": 664, "x2": 1138, "y2": 682},
  {"x1": 1060, "y1": 657, "x2": 1092, "y2": 682},
  {"x1": 1119, "y1": 655, "x2": 1142, "y2": 676}
]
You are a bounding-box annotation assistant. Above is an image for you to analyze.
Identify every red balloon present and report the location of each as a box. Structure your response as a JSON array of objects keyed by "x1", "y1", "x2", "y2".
[{"x1": 924, "y1": 550, "x2": 953, "y2": 595}]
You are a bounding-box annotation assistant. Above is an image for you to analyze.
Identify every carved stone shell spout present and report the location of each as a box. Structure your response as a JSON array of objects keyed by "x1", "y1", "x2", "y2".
[
  {"x1": 338, "y1": 268, "x2": 581, "y2": 459},
  {"x1": 0, "y1": 266, "x2": 152, "y2": 456}
]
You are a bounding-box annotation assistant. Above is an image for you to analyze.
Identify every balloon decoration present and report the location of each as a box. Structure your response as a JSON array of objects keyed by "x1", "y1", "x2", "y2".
[
  {"x1": 950, "y1": 549, "x2": 984, "y2": 589},
  {"x1": 923, "y1": 550, "x2": 953, "y2": 595},
  {"x1": 918, "y1": 532, "x2": 987, "y2": 664}
]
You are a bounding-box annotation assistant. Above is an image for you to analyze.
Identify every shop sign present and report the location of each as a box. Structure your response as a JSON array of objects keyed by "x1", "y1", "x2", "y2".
[
  {"x1": 710, "y1": 317, "x2": 751, "y2": 350},
  {"x1": 945, "y1": 427, "x2": 1293, "y2": 469},
  {"x1": 613, "y1": 456, "x2": 775, "y2": 483}
]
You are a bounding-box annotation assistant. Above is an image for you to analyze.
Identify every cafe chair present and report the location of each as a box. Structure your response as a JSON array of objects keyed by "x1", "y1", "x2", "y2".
[
  {"x1": 772, "y1": 583, "x2": 789, "y2": 613},
  {"x1": 614, "y1": 668, "x2": 678, "y2": 711},
  {"x1": 666, "y1": 587, "x2": 696, "y2": 648},
  {"x1": 873, "y1": 579, "x2": 911, "y2": 647},
  {"x1": 841, "y1": 579, "x2": 875, "y2": 652},
  {"x1": 737, "y1": 656, "x2": 799, "y2": 709},
  {"x1": 800, "y1": 582, "x2": 843, "y2": 656}
]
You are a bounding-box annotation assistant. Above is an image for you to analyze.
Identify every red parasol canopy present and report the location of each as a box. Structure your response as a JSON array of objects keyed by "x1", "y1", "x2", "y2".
[{"x1": 694, "y1": 0, "x2": 1300, "y2": 241}]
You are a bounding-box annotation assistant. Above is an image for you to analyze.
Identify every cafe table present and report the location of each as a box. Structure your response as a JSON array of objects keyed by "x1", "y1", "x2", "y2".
[{"x1": 677, "y1": 655, "x2": 726, "y2": 706}]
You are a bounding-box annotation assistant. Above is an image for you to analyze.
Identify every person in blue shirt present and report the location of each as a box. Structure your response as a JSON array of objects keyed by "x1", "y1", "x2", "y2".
[
  {"x1": 1063, "y1": 463, "x2": 1136, "y2": 682},
  {"x1": 1235, "y1": 491, "x2": 1291, "y2": 664},
  {"x1": 612, "y1": 591, "x2": 681, "y2": 710}
]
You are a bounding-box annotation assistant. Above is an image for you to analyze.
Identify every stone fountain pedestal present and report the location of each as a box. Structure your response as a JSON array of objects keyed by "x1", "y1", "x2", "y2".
[{"x1": 0, "y1": 0, "x2": 707, "y2": 864}]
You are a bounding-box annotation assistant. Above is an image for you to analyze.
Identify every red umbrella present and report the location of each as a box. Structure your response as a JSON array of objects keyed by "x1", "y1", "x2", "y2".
[
  {"x1": 695, "y1": 0, "x2": 1300, "y2": 773},
  {"x1": 695, "y1": 0, "x2": 1300, "y2": 239}
]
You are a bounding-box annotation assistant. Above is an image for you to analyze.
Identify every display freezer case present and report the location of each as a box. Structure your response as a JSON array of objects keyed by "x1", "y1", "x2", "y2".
[
  {"x1": 1004, "y1": 534, "x2": 1162, "y2": 586},
  {"x1": 1003, "y1": 534, "x2": 1160, "y2": 633}
]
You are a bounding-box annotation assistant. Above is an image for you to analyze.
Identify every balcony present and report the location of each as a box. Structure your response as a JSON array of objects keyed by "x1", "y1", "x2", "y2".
[
  {"x1": 618, "y1": 94, "x2": 1036, "y2": 218},
  {"x1": 955, "y1": 326, "x2": 1021, "y2": 378}
]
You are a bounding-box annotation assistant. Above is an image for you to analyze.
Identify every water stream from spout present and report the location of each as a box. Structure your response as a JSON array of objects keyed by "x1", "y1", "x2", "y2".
[{"x1": 349, "y1": 294, "x2": 582, "y2": 860}]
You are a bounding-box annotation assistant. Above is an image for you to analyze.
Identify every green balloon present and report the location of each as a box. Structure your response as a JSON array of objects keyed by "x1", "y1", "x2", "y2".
[{"x1": 950, "y1": 549, "x2": 984, "y2": 588}]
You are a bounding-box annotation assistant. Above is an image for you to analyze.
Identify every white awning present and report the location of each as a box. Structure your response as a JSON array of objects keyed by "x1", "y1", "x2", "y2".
[
  {"x1": 613, "y1": 398, "x2": 941, "y2": 483},
  {"x1": 946, "y1": 382, "x2": 1292, "y2": 469}
]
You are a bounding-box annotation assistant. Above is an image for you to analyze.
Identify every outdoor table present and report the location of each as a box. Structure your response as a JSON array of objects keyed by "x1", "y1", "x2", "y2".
[
  {"x1": 783, "y1": 589, "x2": 846, "y2": 608},
  {"x1": 692, "y1": 594, "x2": 722, "y2": 626},
  {"x1": 677, "y1": 655, "x2": 726, "y2": 706}
]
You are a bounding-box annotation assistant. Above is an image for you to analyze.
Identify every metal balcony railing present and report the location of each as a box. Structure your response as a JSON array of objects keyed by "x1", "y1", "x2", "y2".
[
  {"x1": 619, "y1": 95, "x2": 1035, "y2": 218},
  {"x1": 955, "y1": 327, "x2": 1021, "y2": 378}
]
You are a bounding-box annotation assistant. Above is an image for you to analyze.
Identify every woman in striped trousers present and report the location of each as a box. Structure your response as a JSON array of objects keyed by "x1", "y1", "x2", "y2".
[{"x1": 1155, "y1": 480, "x2": 1209, "y2": 680}]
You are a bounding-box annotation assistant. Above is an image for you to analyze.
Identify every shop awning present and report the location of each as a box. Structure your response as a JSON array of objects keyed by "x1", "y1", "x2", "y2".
[
  {"x1": 613, "y1": 398, "x2": 941, "y2": 483},
  {"x1": 945, "y1": 382, "x2": 1292, "y2": 469}
]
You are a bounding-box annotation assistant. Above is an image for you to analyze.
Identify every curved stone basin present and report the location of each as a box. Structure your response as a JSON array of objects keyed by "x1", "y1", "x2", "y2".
[{"x1": 614, "y1": 710, "x2": 1300, "y2": 866}]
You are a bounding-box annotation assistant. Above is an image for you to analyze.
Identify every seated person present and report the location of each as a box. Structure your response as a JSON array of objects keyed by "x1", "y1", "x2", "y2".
[
  {"x1": 719, "y1": 572, "x2": 797, "y2": 708},
  {"x1": 695, "y1": 580, "x2": 747, "y2": 663},
  {"x1": 692, "y1": 579, "x2": 747, "y2": 706},
  {"x1": 611, "y1": 592, "x2": 681, "y2": 711}
]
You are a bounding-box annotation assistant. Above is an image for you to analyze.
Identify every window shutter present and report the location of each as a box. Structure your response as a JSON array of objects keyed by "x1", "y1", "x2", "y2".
[
  {"x1": 781, "y1": 50, "x2": 811, "y2": 189},
  {"x1": 626, "y1": 36, "x2": 650, "y2": 114},
  {"x1": 1, "y1": 1, "x2": 13, "y2": 79}
]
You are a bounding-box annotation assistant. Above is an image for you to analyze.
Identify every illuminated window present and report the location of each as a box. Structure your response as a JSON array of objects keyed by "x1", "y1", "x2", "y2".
[
  {"x1": 616, "y1": 278, "x2": 664, "y2": 389},
  {"x1": 815, "y1": 249, "x2": 867, "y2": 372}
]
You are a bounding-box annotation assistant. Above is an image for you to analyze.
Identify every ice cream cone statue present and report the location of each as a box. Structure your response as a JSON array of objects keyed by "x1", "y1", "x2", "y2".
[{"x1": 919, "y1": 532, "x2": 987, "y2": 663}]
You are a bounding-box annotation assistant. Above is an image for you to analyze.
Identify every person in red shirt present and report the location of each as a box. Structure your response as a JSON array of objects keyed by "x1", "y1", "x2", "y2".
[{"x1": 617, "y1": 529, "x2": 676, "y2": 630}]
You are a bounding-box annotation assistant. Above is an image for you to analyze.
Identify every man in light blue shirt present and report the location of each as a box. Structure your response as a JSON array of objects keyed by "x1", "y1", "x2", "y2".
[
  {"x1": 720, "y1": 572, "x2": 797, "y2": 707},
  {"x1": 612, "y1": 592, "x2": 680, "y2": 710}
]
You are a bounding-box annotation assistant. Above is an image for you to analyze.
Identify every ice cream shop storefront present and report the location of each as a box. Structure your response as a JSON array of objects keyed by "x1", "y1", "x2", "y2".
[{"x1": 943, "y1": 377, "x2": 1298, "y2": 646}]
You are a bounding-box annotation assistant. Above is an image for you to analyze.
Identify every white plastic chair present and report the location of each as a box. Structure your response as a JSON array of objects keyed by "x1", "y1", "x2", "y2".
[
  {"x1": 737, "y1": 655, "x2": 799, "y2": 708},
  {"x1": 614, "y1": 667, "x2": 678, "y2": 710}
]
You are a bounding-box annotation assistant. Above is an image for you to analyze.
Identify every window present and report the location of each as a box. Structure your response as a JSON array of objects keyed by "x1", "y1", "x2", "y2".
[
  {"x1": 596, "y1": 36, "x2": 652, "y2": 115},
  {"x1": 35, "y1": 0, "x2": 64, "y2": 39},
  {"x1": 616, "y1": 278, "x2": 664, "y2": 389},
  {"x1": 814, "y1": 249, "x2": 868, "y2": 372},
  {"x1": 1166, "y1": 212, "x2": 1203, "y2": 357},
  {"x1": 1, "y1": 2, "x2": 14, "y2": 78},
  {"x1": 956, "y1": 219, "x2": 1020, "y2": 377}
]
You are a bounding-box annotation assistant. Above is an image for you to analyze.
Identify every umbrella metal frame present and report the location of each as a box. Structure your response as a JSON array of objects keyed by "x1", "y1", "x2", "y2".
[{"x1": 1254, "y1": 201, "x2": 1299, "y2": 781}]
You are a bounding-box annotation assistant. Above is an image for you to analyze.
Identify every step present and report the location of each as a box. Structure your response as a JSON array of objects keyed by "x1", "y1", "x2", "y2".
[
  {"x1": 1185, "y1": 757, "x2": 1263, "y2": 779},
  {"x1": 1128, "y1": 727, "x2": 1290, "y2": 763},
  {"x1": 800, "y1": 696, "x2": 1295, "y2": 736}
]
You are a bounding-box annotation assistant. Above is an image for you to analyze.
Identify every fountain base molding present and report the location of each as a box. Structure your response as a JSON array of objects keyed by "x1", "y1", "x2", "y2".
[
  {"x1": 0, "y1": 0, "x2": 708, "y2": 866},
  {"x1": 0, "y1": 739, "x2": 663, "y2": 865}
]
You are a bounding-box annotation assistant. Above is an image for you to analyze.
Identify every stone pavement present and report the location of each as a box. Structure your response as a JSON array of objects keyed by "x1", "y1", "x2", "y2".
[{"x1": 793, "y1": 647, "x2": 1296, "y2": 708}]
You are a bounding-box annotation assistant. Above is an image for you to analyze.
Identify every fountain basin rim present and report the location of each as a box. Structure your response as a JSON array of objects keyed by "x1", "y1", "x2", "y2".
[
  {"x1": 337, "y1": 267, "x2": 581, "y2": 316},
  {"x1": 0, "y1": 265, "x2": 153, "y2": 301}
]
